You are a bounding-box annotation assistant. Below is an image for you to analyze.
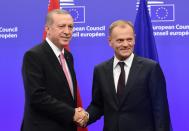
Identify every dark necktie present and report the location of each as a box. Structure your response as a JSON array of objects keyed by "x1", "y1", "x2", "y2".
[{"x1": 117, "y1": 62, "x2": 125, "y2": 99}]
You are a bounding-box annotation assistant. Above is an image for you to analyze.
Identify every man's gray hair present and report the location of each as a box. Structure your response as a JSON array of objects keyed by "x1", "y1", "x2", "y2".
[{"x1": 45, "y1": 9, "x2": 71, "y2": 26}]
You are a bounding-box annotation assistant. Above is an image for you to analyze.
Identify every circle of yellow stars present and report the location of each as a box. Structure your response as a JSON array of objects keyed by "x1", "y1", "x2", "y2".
[
  {"x1": 69, "y1": 8, "x2": 79, "y2": 21},
  {"x1": 156, "y1": 7, "x2": 168, "y2": 20}
]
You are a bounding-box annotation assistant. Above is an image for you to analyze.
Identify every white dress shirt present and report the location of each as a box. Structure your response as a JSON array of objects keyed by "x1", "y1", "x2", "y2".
[{"x1": 113, "y1": 53, "x2": 134, "y2": 92}]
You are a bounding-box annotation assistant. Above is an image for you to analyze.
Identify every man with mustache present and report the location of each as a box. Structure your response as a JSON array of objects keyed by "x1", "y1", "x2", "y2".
[{"x1": 21, "y1": 9, "x2": 87, "y2": 131}]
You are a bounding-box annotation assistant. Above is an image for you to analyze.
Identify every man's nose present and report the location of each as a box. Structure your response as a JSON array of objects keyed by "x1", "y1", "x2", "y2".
[
  {"x1": 64, "y1": 26, "x2": 70, "y2": 34},
  {"x1": 122, "y1": 40, "x2": 129, "y2": 46}
]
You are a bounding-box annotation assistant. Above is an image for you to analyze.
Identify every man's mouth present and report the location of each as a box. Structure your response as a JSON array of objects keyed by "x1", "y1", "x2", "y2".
[{"x1": 61, "y1": 36, "x2": 70, "y2": 40}]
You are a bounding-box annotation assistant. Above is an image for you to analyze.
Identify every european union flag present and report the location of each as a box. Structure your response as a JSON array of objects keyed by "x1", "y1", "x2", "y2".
[
  {"x1": 150, "y1": 4, "x2": 175, "y2": 22},
  {"x1": 134, "y1": 0, "x2": 159, "y2": 62},
  {"x1": 62, "y1": 6, "x2": 85, "y2": 23}
]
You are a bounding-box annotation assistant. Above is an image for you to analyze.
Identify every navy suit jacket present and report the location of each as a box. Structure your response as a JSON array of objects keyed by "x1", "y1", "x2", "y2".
[
  {"x1": 87, "y1": 55, "x2": 171, "y2": 131},
  {"x1": 21, "y1": 41, "x2": 77, "y2": 131}
]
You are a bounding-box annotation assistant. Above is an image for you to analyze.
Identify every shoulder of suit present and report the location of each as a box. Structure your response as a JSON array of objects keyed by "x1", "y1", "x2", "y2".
[
  {"x1": 24, "y1": 41, "x2": 46, "y2": 59},
  {"x1": 27, "y1": 41, "x2": 45, "y2": 52},
  {"x1": 134, "y1": 55, "x2": 158, "y2": 66},
  {"x1": 94, "y1": 57, "x2": 113, "y2": 69}
]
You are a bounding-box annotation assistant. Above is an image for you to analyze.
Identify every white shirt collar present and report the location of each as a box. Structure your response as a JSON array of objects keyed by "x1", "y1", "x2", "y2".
[
  {"x1": 113, "y1": 53, "x2": 134, "y2": 69},
  {"x1": 46, "y1": 37, "x2": 65, "y2": 57}
]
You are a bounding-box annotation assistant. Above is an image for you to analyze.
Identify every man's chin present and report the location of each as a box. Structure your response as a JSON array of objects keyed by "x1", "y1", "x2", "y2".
[
  {"x1": 61, "y1": 41, "x2": 70, "y2": 46},
  {"x1": 120, "y1": 53, "x2": 131, "y2": 59}
]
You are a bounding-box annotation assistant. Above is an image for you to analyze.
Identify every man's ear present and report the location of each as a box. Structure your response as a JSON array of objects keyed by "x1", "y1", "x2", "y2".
[
  {"x1": 108, "y1": 36, "x2": 112, "y2": 47},
  {"x1": 45, "y1": 25, "x2": 49, "y2": 33}
]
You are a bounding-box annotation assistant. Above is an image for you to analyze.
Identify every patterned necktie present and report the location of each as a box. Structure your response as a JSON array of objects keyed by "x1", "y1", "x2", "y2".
[
  {"x1": 59, "y1": 53, "x2": 74, "y2": 98},
  {"x1": 117, "y1": 62, "x2": 125, "y2": 99}
]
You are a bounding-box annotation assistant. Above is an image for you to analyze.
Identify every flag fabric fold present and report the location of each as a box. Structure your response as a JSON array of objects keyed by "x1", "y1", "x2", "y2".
[
  {"x1": 44, "y1": 1, "x2": 88, "y2": 131},
  {"x1": 48, "y1": 0, "x2": 60, "y2": 11},
  {"x1": 134, "y1": 2, "x2": 173, "y2": 130},
  {"x1": 134, "y1": 0, "x2": 159, "y2": 62}
]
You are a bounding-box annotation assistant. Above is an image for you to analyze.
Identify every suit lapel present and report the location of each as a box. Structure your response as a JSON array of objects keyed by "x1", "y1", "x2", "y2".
[
  {"x1": 42, "y1": 41, "x2": 75, "y2": 100},
  {"x1": 119, "y1": 55, "x2": 142, "y2": 106},
  {"x1": 42, "y1": 41, "x2": 63, "y2": 75},
  {"x1": 106, "y1": 57, "x2": 119, "y2": 106}
]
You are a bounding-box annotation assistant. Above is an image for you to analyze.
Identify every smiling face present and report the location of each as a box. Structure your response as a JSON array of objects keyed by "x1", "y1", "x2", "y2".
[
  {"x1": 109, "y1": 23, "x2": 135, "y2": 61},
  {"x1": 45, "y1": 13, "x2": 74, "y2": 50}
]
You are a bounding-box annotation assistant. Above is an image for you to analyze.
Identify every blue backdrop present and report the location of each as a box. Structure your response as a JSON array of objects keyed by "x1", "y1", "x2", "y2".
[{"x1": 0, "y1": 0, "x2": 189, "y2": 131}]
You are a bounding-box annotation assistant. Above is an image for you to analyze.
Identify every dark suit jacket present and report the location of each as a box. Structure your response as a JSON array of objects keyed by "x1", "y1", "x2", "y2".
[
  {"x1": 87, "y1": 55, "x2": 171, "y2": 131},
  {"x1": 21, "y1": 41, "x2": 77, "y2": 131}
]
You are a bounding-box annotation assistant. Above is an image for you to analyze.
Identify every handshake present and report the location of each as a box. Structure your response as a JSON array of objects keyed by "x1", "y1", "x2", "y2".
[{"x1": 73, "y1": 107, "x2": 89, "y2": 127}]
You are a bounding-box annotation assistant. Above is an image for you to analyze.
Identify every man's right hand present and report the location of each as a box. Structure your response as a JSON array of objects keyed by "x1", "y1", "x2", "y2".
[{"x1": 73, "y1": 107, "x2": 89, "y2": 127}]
